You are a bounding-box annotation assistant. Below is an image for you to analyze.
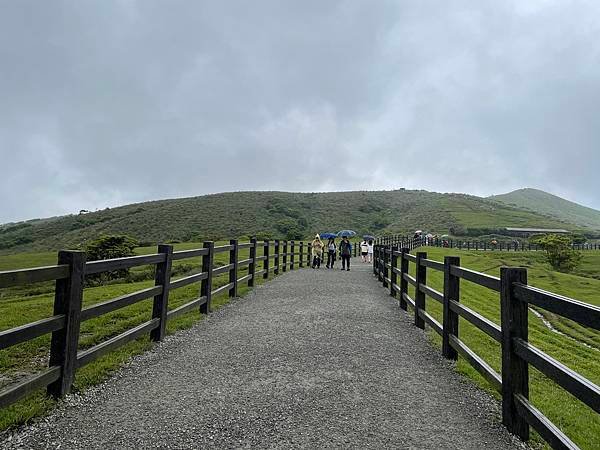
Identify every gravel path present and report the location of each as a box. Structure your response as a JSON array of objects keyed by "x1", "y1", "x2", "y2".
[{"x1": 3, "y1": 262, "x2": 523, "y2": 449}]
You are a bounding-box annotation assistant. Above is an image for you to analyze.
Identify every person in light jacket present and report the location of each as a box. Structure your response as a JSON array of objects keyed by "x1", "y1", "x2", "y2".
[
  {"x1": 311, "y1": 234, "x2": 324, "y2": 268},
  {"x1": 326, "y1": 238, "x2": 337, "y2": 269}
]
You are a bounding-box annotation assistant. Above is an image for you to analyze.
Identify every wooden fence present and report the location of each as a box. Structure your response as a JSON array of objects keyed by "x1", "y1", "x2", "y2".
[
  {"x1": 376, "y1": 235, "x2": 600, "y2": 252},
  {"x1": 373, "y1": 237, "x2": 600, "y2": 450},
  {"x1": 0, "y1": 238, "x2": 329, "y2": 409}
]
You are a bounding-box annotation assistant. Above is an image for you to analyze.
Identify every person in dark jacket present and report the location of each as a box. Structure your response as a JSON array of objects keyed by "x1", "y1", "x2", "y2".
[{"x1": 339, "y1": 236, "x2": 352, "y2": 271}]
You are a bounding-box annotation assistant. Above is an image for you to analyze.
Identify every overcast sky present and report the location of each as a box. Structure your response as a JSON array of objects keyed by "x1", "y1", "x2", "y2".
[{"x1": 1, "y1": 1, "x2": 600, "y2": 223}]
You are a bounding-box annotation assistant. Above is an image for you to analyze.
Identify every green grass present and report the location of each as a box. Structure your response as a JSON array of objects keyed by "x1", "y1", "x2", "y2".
[
  {"x1": 405, "y1": 247, "x2": 600, "y2": 449},
  {"x1": 0, "y1": 240, "x2": 288, "y2": 430}
]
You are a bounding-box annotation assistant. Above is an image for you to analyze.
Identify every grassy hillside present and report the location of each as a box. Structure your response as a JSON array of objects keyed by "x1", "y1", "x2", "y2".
[
  {"x1": 0, "y1": 189, "x2": 580, "y2": 254},
  {"x1": 490, "y1": 188, "x2": 600, "y2": 230}
]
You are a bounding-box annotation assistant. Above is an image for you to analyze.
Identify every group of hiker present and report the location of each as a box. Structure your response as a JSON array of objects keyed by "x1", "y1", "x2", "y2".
[{"x1": 310, "y1": 235, "x2": 374, "y2": 271}]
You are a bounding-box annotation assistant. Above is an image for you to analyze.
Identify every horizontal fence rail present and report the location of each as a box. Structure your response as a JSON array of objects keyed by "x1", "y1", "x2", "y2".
[
  {"x1": 373, "y1": 234, "x2": 600, "y2": 450},
  {"x1": 1, "y1": 236, "x2": 346, "y2": 410}
]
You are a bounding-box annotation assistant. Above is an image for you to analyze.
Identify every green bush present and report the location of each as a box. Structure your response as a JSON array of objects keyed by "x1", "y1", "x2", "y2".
[
  {"x1": 537, "y1": 234, "x2": 582, "y2": 272},
  {"x1": 85, "y1": 235, "x2": 138, "y2": 284}
]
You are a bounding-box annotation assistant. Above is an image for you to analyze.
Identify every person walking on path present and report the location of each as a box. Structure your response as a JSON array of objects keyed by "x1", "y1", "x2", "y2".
[
  {"x1": 339, "y1": 236, "x2": 352, "y2": 271},
  {"x1": 311, "y1": 234, "x2": 324, "y2": 269},
  {"x1": 360, "y1": 240, "x2": 369, "y2": 263},
  {"x1": 367, "y1": 240, "x2": 374, "y2": 263},
  {"x1": 326, "y1": 238, "x2": 337, "y2": 269}
]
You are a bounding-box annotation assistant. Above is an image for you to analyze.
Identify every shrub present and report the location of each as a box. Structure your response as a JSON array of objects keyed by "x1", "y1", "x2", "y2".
[
  {"x1": 537, "y1": 234, "x2": 582, "y2": 272},
  {"x1": 85, "y1": 235, "x2": 138, "y2": 284}
]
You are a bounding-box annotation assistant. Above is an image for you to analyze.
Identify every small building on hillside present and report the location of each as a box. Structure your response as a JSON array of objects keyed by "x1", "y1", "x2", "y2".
[{"x1": 504, "y1": 227, "x2": 569, "y2": 238}]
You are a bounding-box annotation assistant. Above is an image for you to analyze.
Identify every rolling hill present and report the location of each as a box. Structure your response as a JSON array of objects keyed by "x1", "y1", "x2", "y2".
[
  {"x1": 0, "y1": 189, "x2": 585, "y2": 254},
  {"x1": 489, "y1": 188, "x2": 600, "y2": 230}
]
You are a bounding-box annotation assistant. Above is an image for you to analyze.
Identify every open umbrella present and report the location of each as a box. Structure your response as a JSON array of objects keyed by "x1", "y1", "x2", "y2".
[
  {"x1": 319, "y1": 232, "x2": 337, "y2": 239},
  {"x1": 337, "y1": 230, "x2": 356, "y2": 238},
  {"x1": 363, "y1": 234, "x2": 376, "y2": 240}
]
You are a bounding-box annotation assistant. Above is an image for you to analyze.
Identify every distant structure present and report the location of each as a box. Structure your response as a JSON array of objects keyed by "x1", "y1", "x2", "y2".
[{"x1": 504, "y1": 227, "x2": 569, "y2": 238}]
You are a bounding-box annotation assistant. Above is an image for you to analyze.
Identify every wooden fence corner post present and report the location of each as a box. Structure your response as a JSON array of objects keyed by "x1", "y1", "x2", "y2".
[
  {"x1": 282, "y1": 240, "x2": 288, "y2": 272},
  {"x1": 299, "y1": 241, "x2": 304, "y2": 268},
  {"x1": 290, "y1": 240, "x2": 295, "y2": 270},
  {"x1": 150, "y1": 244, "x2": 174, "y2": 342},
  {"x1": 415, "y1": 251, "x2": 427, "y2": 329},
  {"x1": 248, "y1": 237, "x2": 257, "y2": 287},
  {"x1": 399, "y1": 248, "x2": 409, "y2": 311},
  {"x1": 200, "y1": 241, "x2": 214, "y2": 314},
  {"x1": 229, "y1": 239, "x2": 239, "y2": 298},
  {"x1": 442, "y1": 256, "x2": 460, "y2": 360},
  {"x1": 390, "y1": 246, "x2": 398, "y2": 298},
  {"x1": 47, "y1": 250, "x2": 86, "y2": 398},
  {"x1": 500, "y1": 267, "x2": 529, "y2": 441},
  {"x1": 263, "y1": 240, "x2": 270, "y2": 279}
]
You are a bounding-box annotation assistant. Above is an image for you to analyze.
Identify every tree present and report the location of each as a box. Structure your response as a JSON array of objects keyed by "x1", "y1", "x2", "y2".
[
  {"x1": 275, "y1": 218, "x2": 306, "y2": 240},
  {"x1": 85, "y1": 235, "x2": 138, "y2": 283},
  {"x1": 537, "y1": 234, "x2": 582, "y2": 273}
]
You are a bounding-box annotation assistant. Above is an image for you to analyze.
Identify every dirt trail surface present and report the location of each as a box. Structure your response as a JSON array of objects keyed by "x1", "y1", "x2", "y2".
[{"x1": 3, "y1": 262, "x2": 523, "y2": 449}]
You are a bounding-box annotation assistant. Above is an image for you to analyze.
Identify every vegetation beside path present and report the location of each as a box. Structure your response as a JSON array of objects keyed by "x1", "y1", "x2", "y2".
[
  {"x1": 408, "y1": 247, "x2": 600, "y2": 449},
  {"x1": 0, "y1": 240, "x2": 284, "y2": 430}
]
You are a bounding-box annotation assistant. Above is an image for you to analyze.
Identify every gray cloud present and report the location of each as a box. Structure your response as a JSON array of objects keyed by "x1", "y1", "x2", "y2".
[{"x1": 1, "y1": 0, "x2": 600, "y2": 222}]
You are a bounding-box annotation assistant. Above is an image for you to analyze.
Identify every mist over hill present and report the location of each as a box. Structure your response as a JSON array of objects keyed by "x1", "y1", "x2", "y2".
[{"x1": 0, "y1": 189, "x2": 585, "y2": 253}]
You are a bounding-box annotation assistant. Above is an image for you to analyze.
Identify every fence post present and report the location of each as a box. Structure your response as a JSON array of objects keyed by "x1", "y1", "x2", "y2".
[
  {"x1": 150, "y1": 244, "x2": 173, "y2": 342},
  {"x1": 399, "y1": 248, "x2": 409, "y2": 310},
  {"x1": 377, "y1": 246, "x2": 384, "y2": 282},
  {"x1": 47, "y1": 250, "x2": 85, "y2": 398},
  {"x1": 200, "y1": 241, "x2": 214, "y2": 314},
  {"x1": 299, "y1": 241, "x2": 304, "y2": 268},
  {"x1": 274, "y1": 240, "x2": 280, "y2": 275},
  {"x1": 373, "y1": 245, "x2": 378, "y2": 275},
  {"x1": 415, "y1": 251, "x2": 427, "y2": 329},
  {"x1": 263, "y1": 240, "x2": 270, "y2": 279},
  {"x1": 383, "y1": 247, "x2": 389, "y2": 288},
  {"x1": 229, "y1": 239, "x2": 239, "y2": 298},
  {"x1": 442, "y1": 256, "x2": 460, "y2": 360},
  {"x1": 390, "y1": 246, "x2": 398, "y2": 297},
  {"x1": 281, "y1": 240, "x2": 287, "y2": 272},
  {"x1": 290, "y1": 240, "x2": 295, "y2": 270},
  {"x1": 307, "y1": 243, "x2": 312, "y2": 266},
  {"x1": 500, "y1": 267, "x2": 529, "y2": 441},
  {"x1": 248, "y1": 237, "x2": 257, "y2": 287}
]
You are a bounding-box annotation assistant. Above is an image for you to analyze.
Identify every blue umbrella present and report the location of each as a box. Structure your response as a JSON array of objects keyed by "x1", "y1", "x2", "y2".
[
  {"x1": 319, "y1": 232, "x2": 338, "y2": 239},
  {"x1": 337, "y1": 230, "x2": 356, "y2": 238},
  {"x1": 363, "y1": 234, "x2": 376, "y2": 240}
]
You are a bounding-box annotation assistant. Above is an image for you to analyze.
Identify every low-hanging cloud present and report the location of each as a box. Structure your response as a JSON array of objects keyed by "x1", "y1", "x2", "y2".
[{"x1": 1, "y1": 0, "x2": 600, "y2": 223}]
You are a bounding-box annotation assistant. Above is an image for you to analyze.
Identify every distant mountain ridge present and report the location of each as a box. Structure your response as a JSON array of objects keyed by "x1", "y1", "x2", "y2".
[
  {"x1": 0, "y1": 188, "x2": 587, "y2": 254},
  {"x1": 489, "y1": 188, "x2": 600, "y2": 231}
]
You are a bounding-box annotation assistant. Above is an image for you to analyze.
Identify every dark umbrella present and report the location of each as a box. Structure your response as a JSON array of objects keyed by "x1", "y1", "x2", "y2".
[
  {"x1": 337, "y1": 230, "x2": 357, "y2": 238},
  {"x1": 363, "y1": 234, "x2": 375, "y2": 240},
  {"x1": 319, "y1": 232, "x2": 338, "y2": 239}
]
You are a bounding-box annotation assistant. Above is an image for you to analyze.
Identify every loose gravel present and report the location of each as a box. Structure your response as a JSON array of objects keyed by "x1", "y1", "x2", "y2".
[{"x1": 2, "y1": 263, "x2": 525, "y2": 449}]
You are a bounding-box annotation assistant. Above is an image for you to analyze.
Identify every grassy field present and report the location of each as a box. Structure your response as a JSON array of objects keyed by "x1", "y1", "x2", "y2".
[
  {"x1": 0, "y1": 239, "x2": 321, "y2": 430},
  {"x1": 405, "y1": 247, "x2": 600, "y2": 449}
]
